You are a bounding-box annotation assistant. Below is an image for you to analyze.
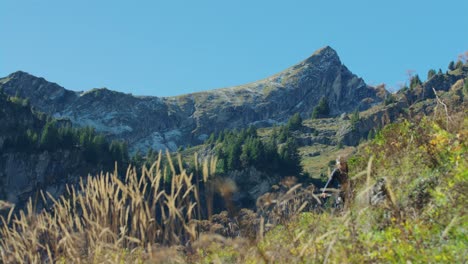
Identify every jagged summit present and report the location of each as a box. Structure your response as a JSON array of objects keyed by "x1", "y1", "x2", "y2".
[
  {"x1": 305, "y1": 46, "x2": 340, "y2": 66},
  {"x1": 309, "y1": 45, "x2": 339, "y2": 60},
  {"x1": 0, "y1": 47, "x2": 385, "y2": 152},
  {"x1": 7, "y1": 70, "x2": 27, "y2": 78},
  {"x1": 7, "y1": 70, "x2": 33, "y2": 79},
  {"x1": 312, "y1": 45, "x2": 336, "y2": 55},
  {"x1": 1, "y1": 70, "x2": 76, "y2": 114},
  {"x1": 6, "y1": 71, "x2": 57, "y2": 85},
  {"x1": 5, "y1": 70, "x2": 66, "y2": 92}
]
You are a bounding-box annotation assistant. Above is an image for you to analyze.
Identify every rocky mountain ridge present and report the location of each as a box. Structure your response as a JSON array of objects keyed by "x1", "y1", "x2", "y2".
[{"x1": 0, "y1": 46, "x2": 385, "y2": 152}]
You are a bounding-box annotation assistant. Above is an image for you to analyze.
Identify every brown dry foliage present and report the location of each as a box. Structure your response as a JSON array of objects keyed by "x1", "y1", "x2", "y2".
[{"x1": 0, "y1": 151, "x2": 218, "y2": 263}]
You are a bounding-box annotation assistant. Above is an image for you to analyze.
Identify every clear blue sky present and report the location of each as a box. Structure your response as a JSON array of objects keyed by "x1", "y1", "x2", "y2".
[{"x1": 1, "y1": 0, "x2": 467, "y2": 96}]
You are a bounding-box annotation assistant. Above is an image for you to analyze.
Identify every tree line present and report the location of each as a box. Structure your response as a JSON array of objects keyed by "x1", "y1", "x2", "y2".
[
  {"x1": 206, "y1": 113, "x2": 304, "y2": 177},
  {"x1": 3, "y1": 120, "x2": 129, "y2": 165},
  {"x1": 1, "y1": 90, "x2": 129, "y2": 166}
]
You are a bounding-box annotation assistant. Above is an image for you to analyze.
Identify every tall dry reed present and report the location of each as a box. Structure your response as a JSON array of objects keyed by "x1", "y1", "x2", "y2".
[{"x1": 0, "y1": 151, "x2": 218, "y2": 263}]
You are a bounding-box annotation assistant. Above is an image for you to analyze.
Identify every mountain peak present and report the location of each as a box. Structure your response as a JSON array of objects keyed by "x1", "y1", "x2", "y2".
[
  {"x1": 313, "y1": 45, "x2": 337, "y2": 56},
  {"x1": 2, "y1": 71, "x2": 65, "y2": 92},
  {"x1": 303, "y1": 46, "x2": 341, "y2": 67},
  {"x1": 5, "y1": 71, "x2": 52, "y2": 86},
  {"x1": 7, "y1": 70, "x2": 34, "y2": 79}
]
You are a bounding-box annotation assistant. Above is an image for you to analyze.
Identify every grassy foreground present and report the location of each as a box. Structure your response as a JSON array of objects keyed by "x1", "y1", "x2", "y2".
[
  {"x1": 196, "y1": 115, "x2": 467, "y2": 263},
  {"x1": 0, "y1": 114, "x2": 466, "y2": 263},
  {"x1": 259, "y1": 116, "x2": 466, "y2": 263}
]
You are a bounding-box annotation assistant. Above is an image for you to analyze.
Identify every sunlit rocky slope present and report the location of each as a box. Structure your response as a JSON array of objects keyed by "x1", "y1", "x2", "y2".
[{"x1": 0, "y1": 46, "x2": 384, "y2": 152}]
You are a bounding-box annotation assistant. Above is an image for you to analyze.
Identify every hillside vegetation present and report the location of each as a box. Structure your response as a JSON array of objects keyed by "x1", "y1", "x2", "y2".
[
  {"x1": 0, "y1": 108, "x2": 466, "y2": 263},
  {"x1": 0, "y1": 57, "x2": 466, "y2": 263},
  {"x1": 0, "y1": 90, "x2": 129, "y2": 165},
  {"x1": 251, "y1": 115, "x2": 466, "y2": 263}
]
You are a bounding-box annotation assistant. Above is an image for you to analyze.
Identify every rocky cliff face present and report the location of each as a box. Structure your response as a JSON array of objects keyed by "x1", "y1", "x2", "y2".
[
  {"x1": 0, "y1": 95, "x2": 110, "y2": 207},
  {"x1": 0, "y1": 46, "x2": 385, "y2": 152},
  {"x1": 0, "y1": 150, "x2": 94, "y2": 206}
]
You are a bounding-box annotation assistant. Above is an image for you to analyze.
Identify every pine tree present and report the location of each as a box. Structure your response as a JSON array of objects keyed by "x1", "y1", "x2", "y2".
[
  {"x1": 311, "y1": 108, "x2": 318, "y2": 119},
  {"x1": 312, "y1": 97, "x2": 330, "y2": 119},
  {"x1": 448, "y1": 61, "x2": 455, "y2": 71},
  {"x1": 427, "y1": 69, "x2": 436, "y2": 80},
  {"x1": 40, "y1": 121, "x2": 59, "y2": 150},
  {"x1": 410, "y1": 74, "x2": 422, "y2": 89},
  {"x1": 263, "y1": 138, "x2": 280, "y2": 172},
  {"x1": 110, "y1": 141, "x2": 129, "y2": 164},
  {"x1": 277, "y1": 126, "x2": 289, "y2": 143},
  {"x1": 226, "y1": 140, "x2": 242, "y2": 171},
  {"x1": 350, "y1": 109, "x2": 360, "y2": 130},
  {"x1": 280, "y1": 138, "x2": 302, "y2": 176},
  {"x1": 287, "y1": 113, "x2": 303, "y2": 131},
  {"x1": 240, "y1": 137, "x2": 257, "y2": 167},
  {"x1": 58, "y1": 126, "x2": 75, "y2": 148}
]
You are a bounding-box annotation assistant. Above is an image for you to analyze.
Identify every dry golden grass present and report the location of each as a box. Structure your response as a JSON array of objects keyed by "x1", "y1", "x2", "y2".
[
  {"x1": 0, "y1": 151, "x2": 218, "y2": 263},
  {"x1": 0, "y1": 151, "x2": 329, "y2": 263}
]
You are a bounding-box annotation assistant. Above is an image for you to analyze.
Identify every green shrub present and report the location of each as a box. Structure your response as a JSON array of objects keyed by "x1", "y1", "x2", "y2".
[
  {"x1": 350, "y1": 109, "x2": 360, "y2": 130},
  {"x1": 312, "y1": 97, "x2": 330, "y2": 119},
  {"x1": 287, "y1": 113, "x2": 303, "y2": 131}
]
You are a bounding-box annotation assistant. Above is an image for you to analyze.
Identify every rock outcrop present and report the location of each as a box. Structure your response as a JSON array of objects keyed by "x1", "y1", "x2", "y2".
[
  {"x1": 0, "y1": 150, "x2": 93, "y2": 206},
  {"x1": 0, "y1": 95, "x2": 114, "y2": 207},
  {"x1": 339, "y1": 67, "x2": 467, "y2": 146},
  {"x1": 0, "y1": 46, "x2": 385, "y2": 152}
]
